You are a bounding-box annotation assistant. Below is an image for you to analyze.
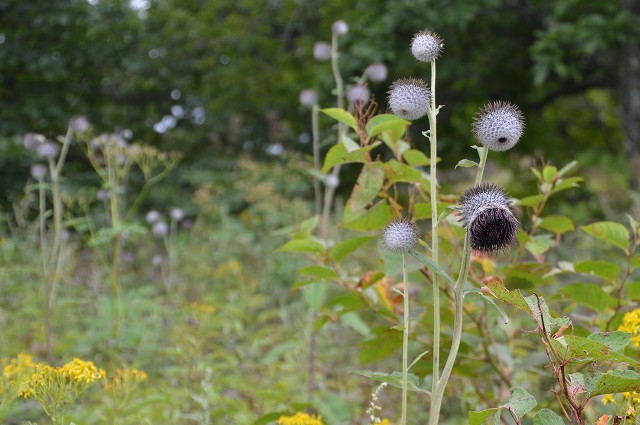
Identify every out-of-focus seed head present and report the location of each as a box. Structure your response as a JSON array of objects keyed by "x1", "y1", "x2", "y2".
[
  {"x1": 69, "y1": 116, "x2": 90, "y2": 133},
  {"x1": 23, "y1": 132, "x2": 41, "y2": 151},
  {"x1": 30, "y1": 164, "x2": 47, "y2": 180},
  {"x1": 325, "y1": 174, "x2": 339, "y2": 189},
  {"x1": 347, "y1": 84, "x2": 371, "y2": 105},
  {"x1": 299, "y1": 89, "x2": 319, "y2": 108},
  {"x1": 388, "y1": 78, "x2": 431, "y2": 121},
  {"x1": 459, "y1": 183, "x2": 519, "y2": 253},
  {"x1": 382, "y1": 219, "x2": 419, "y2": 254},
  {"x1": 170, "y1": 208, "x2": 184, "y2": 221},
  {"x1": 152, "y1": 254, "x2": 164, "y2": 267},
  {"x1": 97, "y1": 189, "x2": 110, "y2": 201},
  {"x1": 365, "y1": 63, "x2": 388, "y2": 83},
  {"x1": 332, "y1": 20, "x2": 349, "y2": 36},
  {"x1": 410, "y1": 30, "x2": 444, "y2": 63},
  {"x1": 313, "y1": 41, "x2": 332, "y2": 62},
  {"x1": 152, "y1": 221, "x2": 168, "y2": 237},
  {"x1": 146, "y1": 210, "x2": 161, "y2": 224},
  {"x1": 472, "y1": 101, "x2": 525, "y2": 152},
  {"x1": 36, "y1": 142, "x2": 60, "y2": 161}
]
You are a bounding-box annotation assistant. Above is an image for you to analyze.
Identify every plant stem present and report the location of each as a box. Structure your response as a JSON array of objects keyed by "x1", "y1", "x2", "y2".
[
  {"x1": 476, "y1": 147, "x2": 488, "y2": 184},
  {"x1": 107, "y1": 152, "x2": 122, "y2": 358},
  {"x1": 401, "y1": 252, "x2": 410, "y2": 425},
  {"x1": 312, "y1": 104, "x2": 321, "y2": 218}
]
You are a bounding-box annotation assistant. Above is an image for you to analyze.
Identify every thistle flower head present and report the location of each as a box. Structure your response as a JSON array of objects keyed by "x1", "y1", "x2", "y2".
[
  {"x1": 69, "y1": 115, "x2": 90, "y2": 133},
  {"x1": 387, "y1": 78, "x2": 431, "y2": 121},
  {"x1": 30, "y1": 164, "x2": 47, "y2": 180},
  {"x1": 410, "y1": 30, "x2": 444, "y2": 62},
  {"x1": 365, "y1": 63, "x2": 388, "y2": 82},
  {"x1": 331, "y1": 20, "x2": 349, "y2": 36},
  {"x1": 459, "y1": 183, "x2": 518, "y2": 253},
  {"x1": 299, "y1": 89, "x2": 318, "y2": 108},
  {"x1": 313, "y1": 41, "x2": 331, "y2": 62},
  {"x1": 325, "y1": 174, "x2": 339, "y2": 189},
  {"x1": 171, "y1": 207, "x2": 184, "y2": 221},
  {"x1": 146, "y1": 210, "x2": 161, "y2": 224},
  {"x1": 347, "y1": 84, "x2": 371, "y2": 104},
  {"x1": 23, "y1": 132, "x2": 41, "y2": 151},
  {"x1": 382, "y1": 219, "x2": 418, "y2": 254},
  {"x1": 152, "y1": 221, "x2": 168, "y2": 237},
  {"x1": 36, "y1": 142, "x2": 60, "y2": 161},
  {"x1": 472, "y1": 101, "x2": 525, "y2": 152}
]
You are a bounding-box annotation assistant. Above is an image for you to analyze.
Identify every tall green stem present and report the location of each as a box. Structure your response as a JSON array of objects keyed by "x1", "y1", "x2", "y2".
[
  {"x1": 401, "y1": 253, "x2": 409, "y2": 425},
  {"x1": 312, "y1": 104, "x2": 321, "y2": 218},
  {"x1": 107, "y1": 152, "x2": 122, "y2": 354}
]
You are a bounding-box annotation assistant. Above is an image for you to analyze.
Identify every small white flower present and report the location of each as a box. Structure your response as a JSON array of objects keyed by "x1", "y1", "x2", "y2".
[
  {"x1": 170, "y1": 208, "x2": 184, "y2": 221},
  {"x1": 313, "y1": 41, "x2": 331, "y2": 62},
  {"x1": 146, "y1": 210, "x2": 161, "y2": 224},
  {"x1": 365, "y1": 63, "x2": 388, "y2": 83},
  {"x1": 36, "y1": 142, "x2": 60, "y2": 161},
  {"x1": 347, "y1": 84, "x2": 370, "y2": 104},
  {"x1": 325, "y1": 174, "x2": 339, "y2": 189},
  {"x1": 30, "y1": 164, "x2": 47, "y2": 180},
  {"x1": 299, "y1": 89, "x2": 319, "y2": 108},
  {"x1": 152, "y1": 221, "x2": 168, "y2": 237},
  {"x1": 332, "y1": 20, "x2": 349, "y2": 36}
]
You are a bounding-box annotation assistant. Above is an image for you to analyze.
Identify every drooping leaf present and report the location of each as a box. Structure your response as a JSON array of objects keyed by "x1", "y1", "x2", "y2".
[
  {"x1": 455, "y1": 159, "x2": 478, "y2": 169},
  {"x1": 298, "y1": 265, "x2": 339, "y2": 280},
  {"x1": 381, "y1": 159, "x2": 424, "y2": 184},
  {"x1": 560, "y1": 283, "x2": 614, "y2": 312},
  {"x1": 550, "y1": 177, "x2": 583, "y2": 194},
  {"x1": 550, "y1": 335, "x2": 638, "y2": 365},
  {"x1": 582, "y1": 221, "x2": 630, "y2": 251},
  {"x1": 366, "y1": 114, "x2": 410, "y2": 138},
  {"x1": 525, "y1": 234, "x2": 554, "y2": 256},
  {"x1": 516, "y1": 194, "x2": 544, "y2": 207},
  {"x1": 321, "y1": 107, "x2": 357, "y2": 130},
  {"x1": 469, "y1": 408, "x2": 502, "y2": 425},
  {"x1": 409, "y1": 251, "x2": 454, "y2": 284},
  {"x1": 403, "y1": 149, "x2": 430, "y2": 166},
  {"x1": 587, "y1": 331, "x2": 631, "y2": 353},
  {"x1": 321, "y1": 141, "x2": 381, "y2": 173},
  {"x1": 348, "y1": 163, "x2": 384, "y2": 211},
  {"x1": 587, "y1": 370, "x2": 640, "y2": 398},
  {"x1": 505, "y1": 387, "x2": 537, "y2": 418},
  {"x1": 343, "y1": 200, "x2": 394, "y2": 231}
]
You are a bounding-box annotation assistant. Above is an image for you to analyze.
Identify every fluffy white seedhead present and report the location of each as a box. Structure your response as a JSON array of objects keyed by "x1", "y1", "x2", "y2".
[
  {"x1": 152, "y1": 221, "x2": 168, "y2": 237},
  {"x1": 332, "y1": 20, "x2": 349, "y2": 36},
  {"x1": 410, "y1": 30, "x2": 444, "y2": 62},
  {"x1": 97, "y1": 189, "x2": 110, "y2": 201},
  {"x1": 325, "y1": 174, "x2": 339, "y2": 189},
  {"x1": 313, "y1": 41, "x2": 331, "y2": 62},
  {"x1": 36, "y1": 142, "x2": 60, "y2": 161},
  {"x1": 459, "y1": 183, "x2": 518, "y2": 253},
  {"x1": 382, "y1": 219, "x2": 419, "y2": 254},
  {"x1": 30, "y1": 164, "x2": 47, "y2": 180},
  {"x1": 70, "y1": 116, "x2": 90, "y2": 133},
  {"x1": 146, "y1": 210, "x2": 161, "y2": 224},
  {"x1": 472, "y1": 101, "x2": 525, "y2": 152},
  {"x1": 365, "y1": 63, "x2": 388, "y2": 83},
  {"x1": 171, "y1": 208, "x2": 184, "y2": 221},
  {"x1": 388, "y1": 78, "x2": 431, "y2": 121},
  {"x1": 347, "y1": 84, "x2": 371, "y2": 104},
  {"x1": 299, "y1": 89, "x2": 318, "y2": 108},
  {"x1": 23, "y1": 132, "x2": 40, "y2": 151}
]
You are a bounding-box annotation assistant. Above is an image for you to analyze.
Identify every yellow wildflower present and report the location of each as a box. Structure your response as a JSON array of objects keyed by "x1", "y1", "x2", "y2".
[
  {"x1": 602, "y1": 394, "x2": 615, "y2": 405},
  {"x1": 103, "y1": 368, "x2": 148, "y2": 391},
  {"x1": 190, "y1": 301, "x2": 215, "y2": 314},
  {"x1": 618, "y1": 309, "x2": 640, "y2": 348},
  {"x1": 2, "y1": 353, "x2": 37, "y2": 379},
  {"x1": 277, "y1": 412, "x2": 324, "y2": 425},
  {"x1": 379, "y1": 420, "x2": 395, "y2": 425},
  {"x1": 59, "y1": 358, "x2": 105, "y2": 384}
]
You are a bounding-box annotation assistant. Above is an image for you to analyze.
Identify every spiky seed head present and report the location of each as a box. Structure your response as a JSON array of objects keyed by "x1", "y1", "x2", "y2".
[
  {"x1": 472, "y1": 101, "x2": 525, "y2": 152},
  {"x1": 365, "y1": 63, "x2": 388, "y2": 82},
  {"x1": 459, "y1": 183, "x2": 519, "y2": 253},
  {"x1": 410, "y1": 30, "x2": 444, "y2": 62},
  {"x1": 332, "y1": 20, "x2": 349, "y2": 36},
  {"x1": 347, "y1": 84, "x2": 371, "y2": 104},
  {"x1": 382, "y1": 219, "x2": 419, "y2": 254},
  {"x1": 313, "y1": 41, "x2": 331, "y2": 62},
  {"x1": 299, "y1": 89, "x2": 318, "y2": 108},
  {"x1": 388, "y1": 78, "x2": 431, "y2": 121}
]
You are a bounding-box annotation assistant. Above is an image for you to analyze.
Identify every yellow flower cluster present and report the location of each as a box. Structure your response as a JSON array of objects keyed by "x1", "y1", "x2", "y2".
[
  {"x1": 190, "y1": 301, "x2": 215, "y2": 314},
  {"x1": 277, "y1": 412, "x2": 324, "y2": 425},
  {"x1": 2, "y1": 353, "x2": 37, "y2": 379},
  {"x1": 379, "y1": 420, "x2": 394, "y2": 425},
  {"x1": 20, "y1": 358, "x2": 105, "y2": 399},
  {"x1": 103, "y1": 368, "x2": 148, "y2": 392},
  {"x1": 59, "y1": 358, "x2": 106, "y2": 384},
  {"x1": 619, "y1": 309, "x2": 640, "y2": 348},
  {"x1": 601, "y1": 391, "x2": 640, "y2": 418}
]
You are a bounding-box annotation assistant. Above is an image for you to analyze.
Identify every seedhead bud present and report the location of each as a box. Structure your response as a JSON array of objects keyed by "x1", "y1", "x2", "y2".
[
  {"x1": 97, "y1": 189, "x2": 110, "y2": 201},
  {"x1": 171, "y1": 208, "x2": 184, "y2": 221},
  {"x1": 325, "y1": 174, "x2": 339, "y2": 188},
  {"x1": 36, "y1": 142, "x2": 60, "y2": 161},
  {"x1": 313, "y1": 41, "x2": 331, "y2": 62},
  {"x1": 30, "y1": 164, "x2": 47, "y2": 180},
  {"x1": 23, "y1": 132, "x2": 40, "y2": 151},
  {"x1": 365, "y1": 63, "x2": 388, "y2": 82},
  {"x1": 410, "y1": 30, "x2": 444, "y2": 63},
  {"x1": 459, "y1": 183, "x2": 518, "y2": 253},
  {"x1": 146, "y1": 210, "x2": 161, "y2": 224},
  {"x1": 152, "y1": 221, "x2": 168, "y2": 237},
  {"x1": 152, "y1": 255, "x2": 164, "y2": 267},
  {"x1": 388, "y1": 78, "x2": 431, "y2": 120},
  {"x1": 347, "y1": 84, "x2": 371, "y2": 104},
  {"x1": 332, "y1": 20, "x2": 349, "y2": 36},
  {"x1": 382, "y1": 219, "x2": 418, "y2": 254},
  {"x1": 69, "y1": 116, "x2": 90, "y2": 133},
  {"x1": 299, "y1": 89, "x2": 319, "y2": 108},
  {"x1": 472, "y1": 101, "x2": 524, "y2": 152}
]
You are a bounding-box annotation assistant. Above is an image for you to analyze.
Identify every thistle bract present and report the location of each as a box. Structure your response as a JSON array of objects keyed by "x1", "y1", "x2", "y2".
[
  {"x1": 472, "y1": 101, "x2": 524, "y2": 152},
  {"x1": 459, "y1": 183, "x2": 518, "y2": 253},
  {"x1": 410, "y1": 30, "x2": 443, "y2": 62},
  {"x1": 382, "y1": 219, "x2": 418, "y2": 254},
  {"x1": 388, "y1": 78, "x2": 431, "y2": 121}
]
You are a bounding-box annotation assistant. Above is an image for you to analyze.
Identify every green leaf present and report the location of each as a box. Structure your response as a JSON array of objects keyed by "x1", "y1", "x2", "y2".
[
  {"x1": 505, "y1": 387, "x2": 537, "y2": 418},
  {"x1": 298, "y1": 265, "x2": 339, "y2": 280},
  {"x1": 320, "y1": 108, "x2": 357, "y2": 130},
  {"x1": 627, "y1": 281, "x2": 640, "y2": 300},
  {"x1": 539, "y1": 216, "x2": 574, "y2": 234},
  {"x1": 321, "y1": 142, "x2": 381, "y2": 173},
  {"x1": 358, "y1": 333, "x2": 402, "y2": 363},
  {"x1": 560, "y1": 283, "x2": 614, "y2": 312},
  {"x1": 550, "y1": 177, "x2": 583, "y2": 194},
  {"x1": 469, "y1": 408, "x2": 502, "y2": 425},
  {"x1": 551, "y1": 335, "x2": 638, "y2": 365},
  {"x1": 343, "y1": 201, "x2": 394, "y2": 231},
  {"x1": 484, "y1": 276, "x2": 530, "y2": 312},
  {"x1": 466, "y1": 288, "x2": 510, "y2": 324},
  {"x1": 533, "y1": 409, "x2": 565, "y2": 425},
  {"x1": 587, "y1": 370, "x2": 640, "y2": 398},
  {"x1": 382, "y1": 159, "x2": 424, "y2": 184},
  {"x1": 409, "y1": 251, "x2": 454, "y2": 284},
  {"x1": 277, "y1": 239, "x2": 324, "y2": 254},
  {"x1": 525, "y1": 234, "x2": 554, "y2": 256},
  {"x1": 574, "y1": 260, "x2": 621, "y2": 282},
  {"x1": 329, "y1": 236, "x2": 377, "y2": 263},
  {"x1": 348, "y1": 163, "x2": 384, "y2": 211},
  {"x1": 542, "y1": 165, "x2": 557, "y2": 182},
  {"x1": 557, "y1": 160, "x2": 578, "y2": 177},
  {"x1": 413, "y1": 203, "x2": 448, "y2": 221},
  {"x1": 455, "y1": 159, "x2": 478, "y2": 169},
  {"x1": 353, "y1": 370, "x2": 428, "y2": 393},
  {"x1": 632, "y1": 254, "x2": 640, "y2": 271},
  {"x1": 582, "y1": 221, "x2": 630, "y2": 251},
  {"x1": 587, "y1": 331, "x2": 631, "y2": 353},
  {"x1": 516, "y1": 194, "x2": 544, "y2": 207},
  {"x1": 341, "y1": 312, "x2": 370, "y2": 336},
  {"x1": 366, "y1": 114, "x2": 410, "y2": 138},
  {"x1": 403, "y1": 149, "x2": 430, "y2": 166},
  {"x1": 252, "y1": 412, "x2": 287, "y2": 425},
  {"x1": 303, "y1": 282, "x2": 327, "y2": 311}
]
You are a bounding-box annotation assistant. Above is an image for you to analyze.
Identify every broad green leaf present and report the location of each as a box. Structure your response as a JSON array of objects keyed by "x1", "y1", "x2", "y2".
[
  {"x1": 505, "y1": 387, "x2": 537, "y2": 418},
  {"x1": 627, "y1": 281, "x2": 640, "y2": 300},
  {"x1": 539, "y1": 216, "x2": 574, "y2": 234},
  {"x1": 632, "y1": 254, "x2": 640, "y2": 271},
  {"x1": 560, "y1": 283, "x2": 614, "y2": 312},
  {"x1": 403, "y1": 149, "x2": 430, "y2": 166},
  {"x1": 252, "y1": 413, "x2": 287, "y2": 425},
  {"x1": 354, "y1": 370, "x2": 428, "y2": 393},
  {"x1": 587, "y1": 370, "x2": 640, "y2": 398},
  {"x1": 320, "y1": 107, "x2": 357, "y2": 130},
  {"x1": 341, "y1": 312, "x2": 370, "y2": 336},
  {"x1": 343, "y1": 201, "x2": 394, "y2": 231},
  {"x1": 277, "y1": 239, "x2": 324, "y2": 254},
  {"x1": 348, "y1": 163, "x2": 384, "y2": 211},
  {"x1": 303, "y1": 282, "x2": 327, "y2": 311},
  {"x1": 298, "y1": 265, "x2": 339, "y2": 280},
  {"x1": 382, "y1": 159, "x2": 424, "y2": 184},
  {"x1": 551, "y1": 335, "x2": 638, "y2": 365},
  {"x1": 542, "y1": 165, "x2": 557, "y2": 182},
  {"x1": 525, "y1": 234, "x2": 554, "y2": 256},
  {"x1": 409, "y1": 251, "x2": 454, "y2": 283},
  {"x1": 516, "y1": 194, "x2": 544, "y2": 207},
  {"x1": 466, "y1": 288, "x2": 509, "y2": 324},
  {"x1": 484, "y1": 276, "x2": 530, "y2": 312},
  {"x1": 469, "y1": 408, "x2": 502, "y2": 425},
  {"x1": 413, "y1": 202, "x2": 449, "y2": 221},
  {"x1": 557, "y1": 160, "x2": 578, "y2": 177},
  {"x1": 587, "y1": 331, "x2": 631, "y2": 353},
  {"x1": 358, "y1": 334, "x2": 402, "y2": 363},
  {"x1": 533, "y1": 409, "x2": 565, "y2": 425},
  {"x1": 455, "y1": 159, "x2": 478, "y2": 169},
  {"x1": 366, "y1": 114, "x2": 410, "y2": 138},
  {"x1": 574, "y1": 260, "x2": 621, "y2": 282},
  {"x1": 550, "y1": 177, "x2": 583, "y2": 194},
  {"x1": 582, "y1": 221, "x2": 630, "y2": 251},
  {"x1": 329, "y1": 236, "x2": 377, "y2": 263},
  {"x1": 321, "y1": 142, "x2": 381, "y2": 173}
]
